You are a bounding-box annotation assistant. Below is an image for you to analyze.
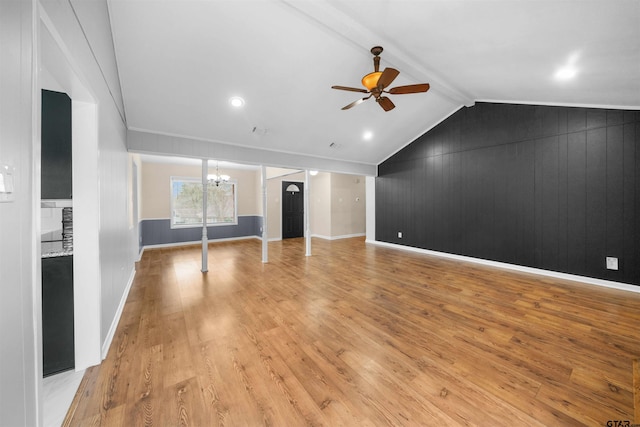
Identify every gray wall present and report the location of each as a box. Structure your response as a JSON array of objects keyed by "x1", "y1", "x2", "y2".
[
  {"x1": 377, "y1": 102, "x2": 640, "y2": 286},
  {"x1": 140, "y1": 216, "x2": 262, "y2": 246}
]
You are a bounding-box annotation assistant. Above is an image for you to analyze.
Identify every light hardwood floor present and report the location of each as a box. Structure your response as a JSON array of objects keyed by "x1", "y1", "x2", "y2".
[{"x1": 65, "y1": 237, "x2": 640, "y2": 426}]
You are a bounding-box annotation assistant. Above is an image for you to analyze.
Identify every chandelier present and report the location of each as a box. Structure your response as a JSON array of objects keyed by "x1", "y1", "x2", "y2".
[{"x1": 207, "y1": 162, "x2": 230, "y2": 187}]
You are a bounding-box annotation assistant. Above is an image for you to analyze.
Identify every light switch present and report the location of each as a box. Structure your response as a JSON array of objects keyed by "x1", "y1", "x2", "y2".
[{"x1": 0, "y1": 164, "x2": 15, "y2": 203}]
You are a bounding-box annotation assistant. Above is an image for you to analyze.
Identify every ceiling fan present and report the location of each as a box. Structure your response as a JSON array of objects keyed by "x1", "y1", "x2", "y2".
[{"x1": 332, "y1": 46, "x2": 430, "y2": 112}]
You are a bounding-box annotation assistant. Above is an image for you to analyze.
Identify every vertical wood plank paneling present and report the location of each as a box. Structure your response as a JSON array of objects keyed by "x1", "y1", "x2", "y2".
[
  {"x1": 540, "y1": 136, "x2": 561, "y2": 270},
  {"x1": 622, "y1": 123, "x2": 640, "y2": 286},
  {"x1": 557, "y1": 134, "x2": 569, "y2": 272},
  {"x1": 635, "y1": 121, "x2": 640, "y2": 284},
  {"x1": 622, "y1": 123, "x2": 638, "y2": 283},
  {"x1": 450, "y1": 151, "x2": 464, "y2": 255},
  {"x1": 585, "y1": 128, "x2": 608, "y2": 277},
  {"x1": 567, "y1": 131, "x2": 587, "y2": 275},
  {"x1": 440, "y1": 153, "x2": 452, "y2": 253},
  {"x1": 376, "y1": 103, "x2": 639, "y2": 286},
  {"x1": 424, "y1": 156, "x2": 435, "y2": 247},
  {"x1": 484, "y1": 145, "x2": 500, "y2": 261},
  {"x1": 501, "y1": 143, "x2": 519, "y2": 264},
  {"x1": 462, "y1": 149, "x2": 476, "y2": 256},
  {"x1": 605, "y1": 125, "x2": 624, "y2": 281},
  {"x1": 534, "y1": 138, "x2": 545, "y2": 268},
  {"x1": 416, "y1": 158, "x2": 428, "y2": 247},
  {"x1": 492, "y1": 145, "x2": 507, "y2": 261},
  {"x1": 432, "y1": 154, "x2": 444, "y2": 249},
  {"x1": 517, "y1": 141, "x2": 536, "y2": 267}
]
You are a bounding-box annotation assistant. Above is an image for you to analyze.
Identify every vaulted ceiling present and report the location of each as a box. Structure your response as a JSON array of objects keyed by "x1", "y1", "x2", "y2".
[{"x1": 107, "y1": 0, "x2": 640, "y2": 169}]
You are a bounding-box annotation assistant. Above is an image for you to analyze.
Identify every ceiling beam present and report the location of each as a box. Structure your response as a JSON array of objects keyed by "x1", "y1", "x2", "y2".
[{"x1": 280, "y1": 0, "x2": 475, "y2": 107}]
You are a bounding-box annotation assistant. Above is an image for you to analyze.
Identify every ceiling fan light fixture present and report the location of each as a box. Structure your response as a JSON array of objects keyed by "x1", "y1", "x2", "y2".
[
  {"x1": 362, "y1": 71, "x2": 382, "y2": 90},
  {"x1": 332, "y1": 46, "x2": 429, "y2": 112}
]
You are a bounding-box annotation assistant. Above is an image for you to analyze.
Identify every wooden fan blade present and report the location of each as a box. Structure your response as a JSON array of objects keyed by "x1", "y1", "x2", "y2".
[
  {"x1": 341, "y1": 96, "x2": 370, "y2": 110},
  {"x1": 376, "y1": 68, "x2": 400, "y2": 89},
  {"x1": 332, "y1": 85, "x2": 368, "y2": 93},
  {"x1": 388, "y1": 83, "x2": 430, "y2": 95},
  {"x1": 389, "y1": 83, "x2": 430, "y2": 95},
  {"x1": 377, "y1": 96, "x2": 395, "y2": 111}
]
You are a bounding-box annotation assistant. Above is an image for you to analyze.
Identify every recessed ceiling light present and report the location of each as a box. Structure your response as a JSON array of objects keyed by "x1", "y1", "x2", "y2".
[
  {"x1": 229, "y1": 96, "x2": 245, "y2": 108},
  {"x1": 554, "y1": 51, "x2": 580, "y2": 81},
  {"x1": 554, "y1": 67, "x2": 577, "y2": 81},
  {"x1": 363, "y1": 131, "x2": 374, "y2": 140},
  {"x1": 310, "y1": 170, "x2": 319, "y2": 176}
]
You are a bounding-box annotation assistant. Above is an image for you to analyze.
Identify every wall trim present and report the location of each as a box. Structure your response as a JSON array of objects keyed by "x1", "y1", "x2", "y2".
[
  {"x1": 140, "y1": 235, "x2": 261, "y2": 253},
  {"x1": 140, "y1": 215, "x2": 259, "y2": 221},
  {"x1": 312, "y1": 233, "x2": 366, "y2": 240},
  {"x1": 368, "y1": 240, "x2": 640, "y2": 294},
  {"x1": 101, "y1": 266, "x2": 136, "y2": 359},
  {"x1": 477, "y1": 98, "x2": 640, "y2": 111}
]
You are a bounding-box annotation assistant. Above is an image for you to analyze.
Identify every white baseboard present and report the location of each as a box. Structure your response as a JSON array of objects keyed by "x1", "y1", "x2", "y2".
[
  {"x1": 140, "y1": 235, "x2": 261, "y2": 254},
  {"x1": 102, "y1": 266, "x2": 137, "y2": 359},
  {"x1": 312, "y1": 233, "x2": 365, "y2": 240},
  {"x1": 369, "y1": 240, "x2": 640, "y2": 294}
]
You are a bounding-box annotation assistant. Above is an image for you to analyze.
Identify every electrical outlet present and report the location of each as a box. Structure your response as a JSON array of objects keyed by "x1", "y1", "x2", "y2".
[
  {"x1": 606, "y1": 257, "x2": 619, "y2": 270},
  {"x1": 398, "y1": 231, "x2": 402, "y2": 239}
]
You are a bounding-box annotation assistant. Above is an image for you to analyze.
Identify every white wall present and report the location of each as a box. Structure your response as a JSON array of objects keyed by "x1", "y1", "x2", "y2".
[
  {"x1": 0, "y1": 1, "x2": 138, "y2": 424},
  {"x1": 330, "y1": 173, "x2": 366, "y2": 238},
  {"x1": 0, "y1": 1, "x2": 39, "y2": 425},
  {"x1": 311, "y1": 172, "x2": 331, "y2": 238}
]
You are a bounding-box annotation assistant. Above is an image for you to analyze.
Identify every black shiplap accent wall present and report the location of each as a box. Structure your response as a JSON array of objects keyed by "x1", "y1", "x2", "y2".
[{"x1": 376, "y1": 102, "x2": 640, "y2": 286}]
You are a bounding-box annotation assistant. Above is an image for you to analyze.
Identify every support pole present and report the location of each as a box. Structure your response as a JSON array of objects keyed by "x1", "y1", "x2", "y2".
[
  {"x1": 261, "y1": 165, "x2": 268, "y2": 263},
  {"x1": 305, "y1": 169, "x2": 311, "y2": 256},
  {"x1": 201, "y1": 159, "x2": 208, "y2": 273}
]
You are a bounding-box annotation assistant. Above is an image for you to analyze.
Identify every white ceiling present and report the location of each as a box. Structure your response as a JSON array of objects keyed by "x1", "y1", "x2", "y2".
[{"x1": 108, "y1": 0, "x2": 640, "y2": 167}]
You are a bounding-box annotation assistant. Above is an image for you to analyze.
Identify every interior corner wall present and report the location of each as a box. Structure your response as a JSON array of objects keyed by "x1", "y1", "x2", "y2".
[
  {"x1": 376, "y1": 102, "x2": 640, "y2": 286},
  {"x1": 330, "y1": 173, "x2": 366, "y2": 238},
  {"x1": 310, "y1": 172, "x2": 331, "y2": 238}
]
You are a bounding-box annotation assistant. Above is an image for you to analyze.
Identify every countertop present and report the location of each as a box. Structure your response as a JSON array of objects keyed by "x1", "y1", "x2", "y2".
[{"x1": 42, "y1": 241, "x2": 73, "y2": 258}]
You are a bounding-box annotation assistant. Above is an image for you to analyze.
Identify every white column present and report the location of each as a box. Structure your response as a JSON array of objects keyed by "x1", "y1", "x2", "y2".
[
  {"x1": 201, "y1": 159, "x2": 208, "y2": 273},
  {"x1": 261, "y1": 165, "x2": 268, "y2": 263},
  {"x1": 305, "y1": 169, "x2": 311, "y2": 256}
]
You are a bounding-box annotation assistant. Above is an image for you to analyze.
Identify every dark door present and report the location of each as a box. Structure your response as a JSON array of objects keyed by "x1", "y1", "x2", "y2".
[
  {"x1": 42, "y1": 255, "x2": 75, "y2": 376},
  {"x1": 41, "y1": 90, "x2": 73, "y2": 199},
  {"x1": 282, "y1": 181, "x2": 304, "y2": 239}
]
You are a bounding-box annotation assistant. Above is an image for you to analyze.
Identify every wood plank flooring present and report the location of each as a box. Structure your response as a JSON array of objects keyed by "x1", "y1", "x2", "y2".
[{"x1": 65, "y1": 237, "x2": 640, "y2": 426}]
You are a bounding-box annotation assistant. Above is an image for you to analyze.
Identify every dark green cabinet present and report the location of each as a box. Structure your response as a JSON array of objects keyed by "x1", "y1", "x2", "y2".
[
  {"x1": 41, "y1": 90, "x2": 72, "y2": 199},
  {"x1": 42, "y1": 255, "x2": 74, "y2": 377}
]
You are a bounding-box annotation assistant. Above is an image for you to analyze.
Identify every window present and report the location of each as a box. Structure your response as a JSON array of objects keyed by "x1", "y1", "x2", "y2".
[{"x1": 170, "y1": 177, "x2": 237, "y2": 228}]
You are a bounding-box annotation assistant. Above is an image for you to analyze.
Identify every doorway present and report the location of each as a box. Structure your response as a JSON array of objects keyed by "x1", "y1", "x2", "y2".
[{"x1": 282, "y1": 181, "x2": 304, "y2": 239}]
